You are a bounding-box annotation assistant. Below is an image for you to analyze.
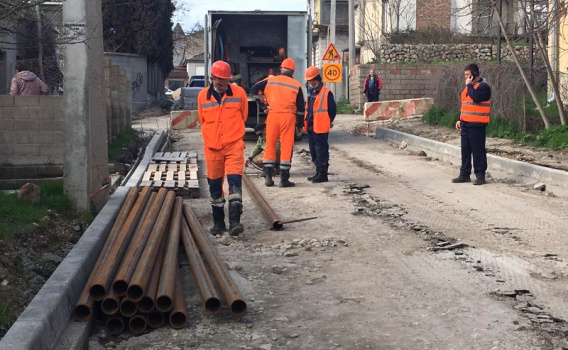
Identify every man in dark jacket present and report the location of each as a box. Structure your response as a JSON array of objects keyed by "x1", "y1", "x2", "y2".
[
  {"x1": 363, "y1": 69, "x2": 382, "y2": 102},
  {"x1": 452, "y1": 63, "x2": 491, "y2": 186}
]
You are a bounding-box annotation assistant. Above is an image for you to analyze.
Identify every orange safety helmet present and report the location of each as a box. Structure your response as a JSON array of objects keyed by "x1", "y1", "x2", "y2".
[
  {"x1": 281, "y1": 58, "x2": 295, "y2": 71},
  {"x1": 305, "y1": 66, "x2": 320, "y2": 80},
  {"x1": 210, "y1": 60, "x2": 231, "y2": 79}
]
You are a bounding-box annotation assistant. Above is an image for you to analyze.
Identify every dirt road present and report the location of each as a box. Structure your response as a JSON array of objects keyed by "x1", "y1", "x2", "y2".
[{"x1": 89, "y1": 115, "x2": 568, "y2": 349}]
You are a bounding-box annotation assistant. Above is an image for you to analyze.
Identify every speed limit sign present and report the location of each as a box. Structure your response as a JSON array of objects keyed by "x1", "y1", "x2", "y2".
[{"x1": 323, "y1": 63, "x2": 342, "y2": 83}]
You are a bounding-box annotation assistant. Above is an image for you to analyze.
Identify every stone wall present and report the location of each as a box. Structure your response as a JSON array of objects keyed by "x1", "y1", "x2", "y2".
[
  {"x1": 0, "y1": 95, "x2": 64, "y2": 179},
  {"x1": 350, "y1": 63, "x2": 439, "y2": 110},
  {"x1": 379, "y1": 44, "x2": 539, "y2": 64}
]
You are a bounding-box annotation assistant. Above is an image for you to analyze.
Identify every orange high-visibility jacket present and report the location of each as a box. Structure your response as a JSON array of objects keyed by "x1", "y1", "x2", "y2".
[
  {"x1": 460, "y1": 83, "x2": 491, "y2": 124},
  {"x1": 263, "y1": 75, "x2": 302, "y2": 114},
  {"x1": 198, "y1": 85, "x2": 248, "y2": 150},
  {"x1": 304, "y1": 85, "x2": 332, "y2": 133}
]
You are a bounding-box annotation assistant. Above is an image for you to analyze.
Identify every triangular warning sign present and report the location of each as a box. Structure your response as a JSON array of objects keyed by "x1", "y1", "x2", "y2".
[{"x1": 323, "y1": 43, "x2": 341, "y2": 61}]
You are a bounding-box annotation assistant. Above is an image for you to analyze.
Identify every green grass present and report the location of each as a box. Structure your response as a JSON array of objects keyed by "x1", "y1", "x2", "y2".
[
  {"x1": 0, "y1": 301, "x2": 16, "y2": 330},
  {"x1": 108, "y1": 128, "x2": 138, "y2": 162},
  {"x1": 422, "y1": 103, "x2": 568, "y2": 150},
  {"x1": 336, "y1": 99, "x2": 361, "y2": 114},
  {"x1": 0, "y1": 181, "x2": 87, "y2": 241}
]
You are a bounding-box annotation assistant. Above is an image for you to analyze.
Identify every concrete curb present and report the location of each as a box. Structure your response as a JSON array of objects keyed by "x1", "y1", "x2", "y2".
[
  {"x1": 0, "y1": 130, "x2": 168, "y2": 350},
  {"x1": 374, "y1": 127, "x2": 568, "y2": 195}
]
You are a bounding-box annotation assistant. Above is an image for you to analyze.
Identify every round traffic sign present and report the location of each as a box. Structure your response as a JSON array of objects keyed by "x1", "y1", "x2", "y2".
[{"x1": 323, "y1": 63, "x2": 342, "y2": 83}]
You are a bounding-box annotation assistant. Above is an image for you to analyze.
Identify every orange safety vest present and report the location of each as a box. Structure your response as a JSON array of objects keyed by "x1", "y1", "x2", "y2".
[
  {"x1": 198, "y1": 85, "x2": 248, "y2": 150},
  {"x1": 263, "y1": 75, "x2": 302, "y2": 114},
  {"x1": 460, "y1": 82, "x2": 491, "y2": 124},
  {"x1": 304, "y1": 85, "x2": 331, "y2": 133}
]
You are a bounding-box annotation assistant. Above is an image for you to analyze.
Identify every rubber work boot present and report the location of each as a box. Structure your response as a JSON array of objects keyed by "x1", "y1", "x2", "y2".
[
  {"x1": 210, "y1": 206, "x2": 226, "y2": 236},
  {"x1": 311, "y1": 166, "x2": 328, "y2": 183},
  {"x1": 279, "y1": 169, "x2": 295, "y2": 187},
  {"x1": 228, "y1": 201, "x2": 244, "y2": 236},
  {"x1": 473, "y1": 176, "x2": 486, "y2": 185},
  {"x1": 307, "y1": 167, "x2": 319, "y2": 181},
  {"x1": 263, "y1": 167, "x2": 274, "y2": 186},
  {"x1": 273, "y1": 166, "x2": 280, "y2": 177},
  {"x1": 451, "y1": 175, "x2": 471, "y2": 183}
]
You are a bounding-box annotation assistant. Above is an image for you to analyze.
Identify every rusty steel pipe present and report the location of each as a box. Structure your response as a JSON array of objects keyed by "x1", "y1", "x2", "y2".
[
  {"x1": 73, "y1": 187, "x2": 139, "y2": 321},
  {"x1": 90, "y1": 186, "x2": 152, "y2": 301},
  {"x1": 127, "y1": 190, "x2": 176, "y2": 302},
  {"x1": 243, "y1": 173, "x2": 283, "y2": 230},
  {"x1": 156, "y1": 196, "x2": 183, "y2": 312},
  {"x1": 106, "y1": 316, "x2": 124, "y2": 336},
  {"x1": 112, "y1": 188, "x2": 167, "y2": 296},
  {"x1": 119, "y1": 297, "x2": 137, "y2": 318},
  {"x1": 169, "y1": 268, "x2": 187, "y2": 329},
  {"x1": 180, "y1": 219, "x2": 221, "y2": 314},
  {"x1": 101, "y1": 290, "x2": 120, "y2": 316},
  {"x1": 183, "y1": 203, "x2": 248, "y2": 317},
  {"x1": 147, "y1": 309, "x2": 165, "y2": 329},
  {"x1": 128, "y1": 313, "x2": 147, "y2": 334},
  {"x1": 137, "y1": 231, "x2": 167, "y2": 313}
]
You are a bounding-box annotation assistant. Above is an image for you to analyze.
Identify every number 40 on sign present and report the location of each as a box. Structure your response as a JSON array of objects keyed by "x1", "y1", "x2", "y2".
[{"x1": 323, "y1": 63, "x2": 342, "y2": 83}]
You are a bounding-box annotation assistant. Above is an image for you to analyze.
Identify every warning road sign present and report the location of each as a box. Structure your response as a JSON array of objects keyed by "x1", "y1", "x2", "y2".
[
  {"x1": 323, "y1": 63, "x2": 342, "y2": 83},
  {"x1": 323, "y1": 43, "x2": 341, "y2": 61}
]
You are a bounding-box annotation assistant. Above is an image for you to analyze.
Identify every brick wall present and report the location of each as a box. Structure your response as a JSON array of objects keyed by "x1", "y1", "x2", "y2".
[
  {"x1": 0, "y1": 95, "x2": 64, "y2": 179},
  {"x1": 350, "y1": 63, "x2": 438, "y2": 110},
  {"x1": 416, "y1": 0, "x2": 450, "y2": 30}
]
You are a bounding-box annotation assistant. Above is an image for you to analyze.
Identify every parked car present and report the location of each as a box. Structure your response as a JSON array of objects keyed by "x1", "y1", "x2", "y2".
[{"x1": 189, "y1": 75, "x2": 205, "y2": 87}]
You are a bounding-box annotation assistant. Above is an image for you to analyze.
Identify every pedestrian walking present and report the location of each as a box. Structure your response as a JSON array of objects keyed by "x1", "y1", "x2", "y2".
[
  {"x1": 10, "y1": 62, "x2": 49, "y2": 96},
  {"x1": 198, "y1": 60, "x2": 248, "y2": 236},
  {"x1": 304, "y1": 66, "x2": 336, "y2": 183},
  {"x1": 452, "y1": 63, "x2": 491, "y2": 186},
  {"x1": 251, "y1": 58, "x2": 305, "y2": 187},
  {"x1": 362, "y1": 69, "x2": 382, "y2": 102}
]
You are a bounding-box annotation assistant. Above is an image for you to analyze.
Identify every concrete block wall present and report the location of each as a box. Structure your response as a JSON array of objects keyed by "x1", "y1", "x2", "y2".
[
  {"x1": 350, "y1": 64, "x2": 438, "y2": 110},
  {"x1": 103, "y1": 59, "x2": 131, "y2": 141},
  {"x1": 0, "y1": 95, "x2": 64, "y2": 179}
]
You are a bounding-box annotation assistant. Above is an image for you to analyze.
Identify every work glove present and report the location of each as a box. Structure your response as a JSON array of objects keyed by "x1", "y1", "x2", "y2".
[{"x1": 245, "y1": 157, "x2": 252, "y2": 166}]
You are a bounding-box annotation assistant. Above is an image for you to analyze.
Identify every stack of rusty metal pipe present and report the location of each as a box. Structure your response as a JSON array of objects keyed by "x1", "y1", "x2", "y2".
[{"x1": 73, "y1": 186, "x2": 247, "y2": 335}]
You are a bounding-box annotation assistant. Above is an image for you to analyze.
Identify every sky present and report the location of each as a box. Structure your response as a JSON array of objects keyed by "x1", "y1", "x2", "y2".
[{"x1": 173, "y1": 0, "x2": 309, "y2": 32}]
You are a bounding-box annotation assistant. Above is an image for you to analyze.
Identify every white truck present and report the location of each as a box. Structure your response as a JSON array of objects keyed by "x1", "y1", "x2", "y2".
[{"x1": 203, "y1": 10, "x2": 311, "y2": 140}]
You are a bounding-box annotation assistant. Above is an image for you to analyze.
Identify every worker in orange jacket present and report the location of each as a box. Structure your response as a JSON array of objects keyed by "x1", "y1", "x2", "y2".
[
  {"x1": 304, "y1": 66, "x2": 336, "y2": 183},
  {"x1": 452, "y1": 63, "x2": 491, "y2": 186},
  {"x1": 198, "y1": 60, "x2": 248, "y2": 236},
  {"x1": 250, "y1": 58, "x2": 305, "y2": 187}
]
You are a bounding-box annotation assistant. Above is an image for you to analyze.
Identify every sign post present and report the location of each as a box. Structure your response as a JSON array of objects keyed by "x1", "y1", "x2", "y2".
[{"x1": 322, "y1": 43, "x2": 342, "y2": 83}]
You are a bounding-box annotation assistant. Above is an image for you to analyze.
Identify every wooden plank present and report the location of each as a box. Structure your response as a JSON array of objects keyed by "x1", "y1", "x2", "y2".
[
  {"x1": 140, "y1": 181, "x2": 152, "y2": 187},
  {"x1": 142, "y1": 171, "x2": 152, "y2": 182},
  {"x1": 147, "y1": 164, "x2": 158, "y2": 172},
  {"x1": 177, "y1": 171, "x2": 186, "y2": 181},
  {"x1": 189, "y1": 170, "x2": 198, "y2": 180},
  {"x1": 166, "y1": 171, "x2": 175, "y2": 181},
  {"x1": 186, "y1": 180, "x2": 199, "y2": 188},
  {"x1": 154, "y1": 171, "x2": 162, "y2": 181},
  {"x1": 187, "y1": 151, "x2": 197, "y2": 158}
]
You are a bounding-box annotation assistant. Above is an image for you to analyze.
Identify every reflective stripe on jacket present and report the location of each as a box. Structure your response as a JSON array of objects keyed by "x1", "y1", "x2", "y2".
[
  {"x1": 198, "y1": 85, "x2": 248, "y2": 150},
  {"x1": 304, "y1": 85, "x2": 332, "y2": 133},
  {"x1": 263, "y1": 75, "x2": 302, "y2": 114},
  {"x1": 460, "y1": 83, "x2": 491, "y2": 124}
]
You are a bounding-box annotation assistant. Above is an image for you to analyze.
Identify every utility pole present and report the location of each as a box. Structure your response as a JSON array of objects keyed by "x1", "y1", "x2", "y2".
[
  {"x1": 63, "y1": 0, "x2": 109, "y2": 211},
  {"x1": 330, "y1": 0, "x2": 336, "y2": 44}
]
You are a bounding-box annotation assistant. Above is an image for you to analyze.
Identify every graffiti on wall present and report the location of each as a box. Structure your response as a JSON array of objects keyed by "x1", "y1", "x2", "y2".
[{"x1": 131, "y1": 73, "x2": 144, "y2": 96}]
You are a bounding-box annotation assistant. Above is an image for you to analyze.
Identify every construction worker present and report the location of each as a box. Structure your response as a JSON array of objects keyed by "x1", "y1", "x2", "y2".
[
  {"x1": 251, "y1": 58, "x2": 305, "y2": 187},
  {"x1": 198, "y1": 60, "x2": 248, "y2": 236},
  {"x1": 452, "y1": 63, "x2": 491, "y2": 185},
  {"x1": 304, "y1": 66, "x2": 336, "y2": 183},
  {"x1": 246, "y1": 123, "x2": 281, "y2": 174}
]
